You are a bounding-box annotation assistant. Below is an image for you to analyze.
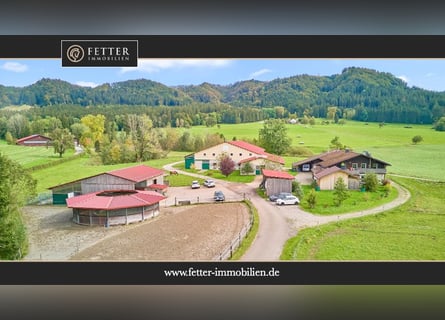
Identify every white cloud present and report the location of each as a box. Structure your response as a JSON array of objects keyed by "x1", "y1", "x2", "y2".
[
  {"x1": 120, "y1": 59, "x2": 232, "y2": 74},
  {"x1": 397, "y1": 75, "x2": 409, "y2": 83},
  {"x1": 1, "y1": 62, "x2": 28, "y2": 72},
  {"x1": 76, "y1": 81, "x2": 100, "y2": 88},
  {"x1": 249, "y1": 68, "x2": 272, "y2": 79},
  {"x1": 425, "y1": 72, "x2": 435, "y2": 77}
]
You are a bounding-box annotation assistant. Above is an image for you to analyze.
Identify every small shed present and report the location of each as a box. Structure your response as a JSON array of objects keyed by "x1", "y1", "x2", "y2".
[
  {"x1": 260, "y1": 169, "x2": 295, "y2": 196},
  {"x1": 16, "y1": 134, "x2": 52, "y2": 146}
]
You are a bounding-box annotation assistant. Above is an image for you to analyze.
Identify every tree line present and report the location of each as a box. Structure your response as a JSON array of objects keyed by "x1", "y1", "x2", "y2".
[{"x1": 1, "y1": 67, "x2": 445, "y2": 124}]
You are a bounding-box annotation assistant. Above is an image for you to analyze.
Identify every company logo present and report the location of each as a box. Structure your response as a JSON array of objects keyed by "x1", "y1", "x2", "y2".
[
  {"x1": 66, "y1": 45, "x2": 85, "y2": 63},
  {"x1": 61, "y1": 40, "x2": 138, "y2": 67}
]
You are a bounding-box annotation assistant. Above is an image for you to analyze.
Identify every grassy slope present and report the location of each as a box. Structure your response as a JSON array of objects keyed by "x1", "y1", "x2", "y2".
[{"x1": 281, "y1": 176, "x2": 445, "y2": 260}]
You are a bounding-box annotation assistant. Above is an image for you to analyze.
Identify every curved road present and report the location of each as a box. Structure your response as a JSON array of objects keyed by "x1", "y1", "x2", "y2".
[{"x1": 163, "y1": 162, "x2": 411, "y2": 261}]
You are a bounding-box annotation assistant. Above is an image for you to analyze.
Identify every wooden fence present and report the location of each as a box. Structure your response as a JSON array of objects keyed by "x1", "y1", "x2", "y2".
[{"x1": 214, "y1": 202, "x2": 254, "y2": 261}]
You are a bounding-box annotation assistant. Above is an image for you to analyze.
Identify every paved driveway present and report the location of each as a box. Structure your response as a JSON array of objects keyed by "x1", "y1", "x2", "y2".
[{"x1": 163, "y1": 162, "x2": 411, "y2": 261}]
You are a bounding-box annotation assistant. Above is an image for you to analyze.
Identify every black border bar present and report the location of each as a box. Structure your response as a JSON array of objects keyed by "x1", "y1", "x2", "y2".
[
  {"x1": 2, "y1": 35, "x2": 445, "y2": 58},
  {"x1": 0, "y1": 262, "x2": 444, "y2": 285}
]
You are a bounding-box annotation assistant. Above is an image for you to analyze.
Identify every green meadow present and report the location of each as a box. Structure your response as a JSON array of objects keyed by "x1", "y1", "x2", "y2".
[
  {"x1": 1, "y1": 119, "x2": 444, "y2": 192},
  {"x1": 0, "y1": 140, "x2": 76, "y2": 169},
  {"x1": 186, "y1": 120, "x2": 445, "y2": 181},
  {"x1": 281, "y1": 176, "x2": 445, "y2": 260}
]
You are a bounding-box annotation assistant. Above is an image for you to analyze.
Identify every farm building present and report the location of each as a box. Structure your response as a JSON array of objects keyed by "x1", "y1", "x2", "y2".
[
  {"x1": 185, "y1": 140, "x2": 284, "y2": 175},
  {"x1": 49, "y1": 164, "x2": 167, "y2": 205},
  {"x1": 292, "y1": 149, "x2": 391, "y2": 189},
  {"x1": 16, "y1": 134, "x2": 52, "y2": 146},
  {"x1": 313, "y1": 166, "x2": 360, "y2": 190},
  {"x1": 66, "y1": 190, "x2": 166, "y2": 226},
  {"x1": 259, "y1": 169, "x2": 295, "y2": 196}
]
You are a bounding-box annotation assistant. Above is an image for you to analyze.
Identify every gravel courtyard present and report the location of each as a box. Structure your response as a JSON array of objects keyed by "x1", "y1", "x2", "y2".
[{"x1": 22, "y1": 202, "x2": 250, "y2": 261}]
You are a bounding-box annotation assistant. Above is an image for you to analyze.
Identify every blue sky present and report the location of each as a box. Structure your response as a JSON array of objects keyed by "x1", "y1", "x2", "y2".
[{"x1": 1, "y1": 59, "x2": 445, "y2": 92}]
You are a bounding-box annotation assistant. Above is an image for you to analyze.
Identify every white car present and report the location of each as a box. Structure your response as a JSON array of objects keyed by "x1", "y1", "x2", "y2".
[
  {"x1": 276, "y1": 195, "x2": 300, "y2": 205},
  {"x1": 203, "y1": 179, "x2": 215, "y2": 188},
  {"x1": 191, "y1": 181, "x2": 200, "y2": 189}
]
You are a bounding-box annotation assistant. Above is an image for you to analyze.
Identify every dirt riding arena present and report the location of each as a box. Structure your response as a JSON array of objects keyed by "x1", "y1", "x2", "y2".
[{"x1": 22, "y1": 202, "x2": 250, "y2": 261}]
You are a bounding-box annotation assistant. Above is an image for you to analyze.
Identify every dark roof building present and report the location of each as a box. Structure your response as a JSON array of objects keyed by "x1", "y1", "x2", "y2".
[{"x1": 292, "y1": 149, "x2": 390, "y2": 190}]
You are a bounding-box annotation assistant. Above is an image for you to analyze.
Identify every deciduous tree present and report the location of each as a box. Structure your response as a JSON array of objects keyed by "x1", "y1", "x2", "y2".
[
  {"x1": 258, "y1": 119, "x2": 291, "y2": 155},
  {"x1": 412, "y1": 135, "x2": 423, "y2": 144},
  {"x1": 218, "y1": 153, "x2": 236, "y2": 177},
  {"x1": 363, "y1": 173, "x2": 379, "y2": 192},
  {"x1": 0, "y1": 153, "x2": 36, "y2": 259},
  {"x1": 51, "y1": 128, "x2": 74, "y2": 158}
]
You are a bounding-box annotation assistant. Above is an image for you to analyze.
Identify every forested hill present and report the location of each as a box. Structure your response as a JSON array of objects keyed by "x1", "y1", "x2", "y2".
[{"x1": 1, "y1": 67, "x2": 445, "y2": 124}]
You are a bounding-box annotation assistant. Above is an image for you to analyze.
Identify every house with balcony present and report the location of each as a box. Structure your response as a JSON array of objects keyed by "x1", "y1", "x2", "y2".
[{"x1": 292, "y1": 149, "x2": 390, "y2": 190}]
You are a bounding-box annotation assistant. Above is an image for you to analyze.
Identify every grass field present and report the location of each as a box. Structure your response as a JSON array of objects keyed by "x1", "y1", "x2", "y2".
[
  {"x1": 0, "y1": 140, "x2": 75, "y2": 168},
  {"x1": 185, "y1": 120, "x2": 445, "y2": 181},
  {"x1": 299, "y1": 185, "x2": 399, "y2": 215},
  {"x1": 281, "y1": 176, "x2": 445, "y2": 260}
]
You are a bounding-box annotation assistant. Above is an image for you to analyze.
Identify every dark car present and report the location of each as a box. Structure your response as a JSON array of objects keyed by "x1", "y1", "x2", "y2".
[
  {"x1": 269, "y1": 192, "x2": 292, "y2": 202},
  {"x1": 214, "y1": 190, "x2": 225, "y2": 201}
]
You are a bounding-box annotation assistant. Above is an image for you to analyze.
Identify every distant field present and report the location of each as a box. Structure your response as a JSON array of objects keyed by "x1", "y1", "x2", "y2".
[
  {"x1": 185, "y1": 120, "x2": 445, "y2": 181},
  {"x1": 0, "y1": 140, "x2": 75, "y2": 168}
]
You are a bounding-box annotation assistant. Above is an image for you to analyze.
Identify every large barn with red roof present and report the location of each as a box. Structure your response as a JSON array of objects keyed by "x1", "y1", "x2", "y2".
[
  {"x1": 50, "y1": 164, "x2": 168, "y2": 226},
  {"x1": 185, "y1": 140, "x2": 284, "y2": 174},
  {"x1": 49, "y1": 164, "x2": 167, "y2": 205}
]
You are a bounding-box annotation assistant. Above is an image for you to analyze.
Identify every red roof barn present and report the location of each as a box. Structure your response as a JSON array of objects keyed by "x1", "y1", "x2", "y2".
[
  {"x1": 49, "y1": 164, "x2": 167, "y2": 205},
  {"x1": 16, "y1": 134, "x2": 52, "y2": 146},
  {"x1": 66, "y1": 190, "x2": 166, "y2": 226}
]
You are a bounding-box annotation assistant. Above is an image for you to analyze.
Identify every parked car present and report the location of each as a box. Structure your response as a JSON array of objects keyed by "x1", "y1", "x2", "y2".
[
  {"x1": 269, "y1": 192, "x2": 293, "y2": 202},
  {"x1": 191, "y1": 180, "x2": 200, "y2": 189},
  {"x1": 214, "y1": 190, "x2": 225, "y2": 201},
  {"x1": 203, "y1": 179, "x2": 215, "y2": 188},
  {"x1": 276, "y1": 195, "x2": 300, "y2": 205}
]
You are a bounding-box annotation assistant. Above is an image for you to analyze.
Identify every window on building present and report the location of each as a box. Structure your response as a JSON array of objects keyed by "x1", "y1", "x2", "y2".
[
  {"x1": 203, "y1": 153, "x2": 206, "y2": 156},
  {"x1": 230, "y1": 153, "x2": 233, "y2": 156},
  {"x1": 352, "y1": 163, "x2": 358, "y2": 169},
  {"x1": 302, "y1": 164, "x2": 310, "y2": 172},
  {"x1": 239, "y1": 153, "x2": 242, "y2": 156},
  {"x1": 361, "y1": 163, "x2": 367, "y2": 169},
  {"x1": 249, "y1": 153, "x2": 252, "y2": 156},
  {"x1": 373, "y1": 163, "x2": 379, "y2": 169},
  {"x1": 212, "y1": 153, "x2": 215, "y2": 156}
]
